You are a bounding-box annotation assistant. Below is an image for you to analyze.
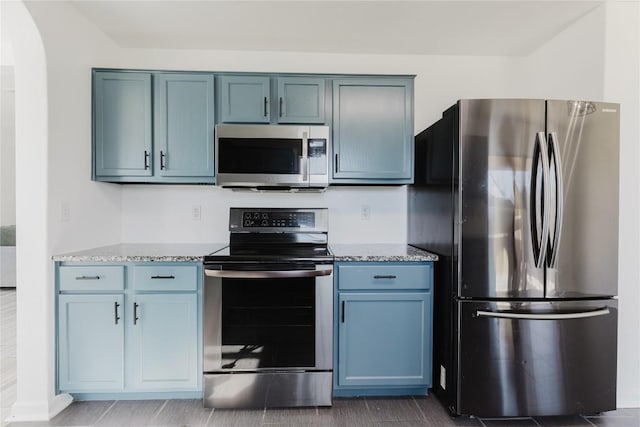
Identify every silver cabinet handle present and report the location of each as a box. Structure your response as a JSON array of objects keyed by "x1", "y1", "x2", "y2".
[
  {"x1": 144, "y1": 150, "x2": 150, "y2": 170},
  {"x1": 548, "y1": 131, "x2": 563, "y2": 268},
  {"x1": 531, "y1": 132, "x2": 551, "y2": 268},
  {"x1": 374, "y1": 275, "x2": 397, "y2": 279},
  {"x1": 133, "y1": 302, "x2": 139, "y2": 325},
  {"x1": 151, "y1": 275, "x2": 175, "y2": 279},
  {"x1": 335, "y1": 153, "x2": 339, "y2": 173},
  {"x1": 263, "y1": 96, "x2": 268, "y2": 117},
  {"x1": 75, "y1": 275, "x2": 100, "y2": 280},
  {"x1": 160, "y1": 150, "x2": 166, "y2": 170},
  {"x1": 279, "y1": 97, "x2": 283, "y2": 117},
  {"x1": 476, "y1": 308, "x2": 610, "y2": 320},
  {"x1": 204, "y1": 269, "x2": 332, "y2": 279},
  {"x1": 114, "y1": 301, "x2": 120, "y2": 325}
]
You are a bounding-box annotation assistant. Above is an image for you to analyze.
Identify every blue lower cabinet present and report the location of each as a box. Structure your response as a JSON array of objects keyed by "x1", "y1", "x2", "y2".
[
  {"x1": 58, "y1": 294, "x2": 125, "y2": 392},
  {"x1": 128, "y1": 293, "x2": 198, "y2": 390},
  {"x1": 338, "y1": 292, "x2": 431, "y2": 387},
  {"x1": 334, "y1": 262, "x2": 433, "y2": 396},
  {"x1": 56, "y1": 262, "x2": 201, "y2": 398}
]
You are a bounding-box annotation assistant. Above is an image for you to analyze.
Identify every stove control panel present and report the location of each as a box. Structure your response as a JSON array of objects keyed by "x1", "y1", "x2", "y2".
[
  {"x1": 229, "y1": 208, "x2": 328, "y2": 233},
  {"x1": 242, "y1": 211, "x2": 314, "y2": 228}
]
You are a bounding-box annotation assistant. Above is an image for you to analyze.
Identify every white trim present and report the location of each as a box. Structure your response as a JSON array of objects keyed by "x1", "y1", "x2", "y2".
[{"x1": 5, "y1": 394, "x2": 71, "y2": 423}]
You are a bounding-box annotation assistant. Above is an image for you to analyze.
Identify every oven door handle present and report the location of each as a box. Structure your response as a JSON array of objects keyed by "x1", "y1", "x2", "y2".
[{"x1": 204, "y1": 268, "x2": 333, "y2": 279}]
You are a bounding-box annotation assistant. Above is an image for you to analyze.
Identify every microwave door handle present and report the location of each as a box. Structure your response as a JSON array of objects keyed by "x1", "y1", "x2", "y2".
[{"x1": 302, "y1": 131, "x2": 309, "y2": 182}]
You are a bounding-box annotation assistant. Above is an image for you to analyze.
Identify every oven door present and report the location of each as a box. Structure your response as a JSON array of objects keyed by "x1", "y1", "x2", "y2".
[{"x1": 203, "y1": 263, "x2": 333, "y2": 373}]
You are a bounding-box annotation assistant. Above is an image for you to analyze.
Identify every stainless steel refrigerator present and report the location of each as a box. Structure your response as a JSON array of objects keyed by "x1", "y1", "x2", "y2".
[{"x1": 408, "y1": 99, "x2": 620, "y2": 417}]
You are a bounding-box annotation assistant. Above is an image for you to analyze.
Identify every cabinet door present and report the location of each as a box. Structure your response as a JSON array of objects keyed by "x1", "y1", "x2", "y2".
[
  {"x1": 58, "y1": 294, "x2": 124, "y2": 391},
  {"x1": 220, "y1": 75, "x2": 270, "y2": 123},
  {"x1": 154, "y1": 74, "x2": 215, "y2": 178},
  {"x1": 338, "y1": 292, "x2": 431, "y2": 387},
  {"x1": 128, "y1": 293, "x2": 198, "y2": 390},
  {"x1": 332, "y1": 78, "x2": 413, "y2": 182},
  {"x1": 277, "y1": 77, "x2": 325, "y2": 124},
  {"x1": 93, "y1": 72, "x2": 152, "y2": 177}
]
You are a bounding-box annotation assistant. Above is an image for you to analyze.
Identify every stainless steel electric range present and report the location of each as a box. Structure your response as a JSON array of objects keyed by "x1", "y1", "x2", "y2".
[{"x1": 203, "y1": 208, "x2": 333, "y2": 409}]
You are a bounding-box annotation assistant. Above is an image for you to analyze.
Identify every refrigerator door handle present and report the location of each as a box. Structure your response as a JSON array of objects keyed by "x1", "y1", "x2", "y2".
[
  {"x1": 547, "y1": 131, "x2": 564, "y2": 268},
  {"x1": 476, "y1": 307, "x2": 610, "y2": 320},
  {"x1": 531, "y1": 132, "x2": 552, "y2": 268}
]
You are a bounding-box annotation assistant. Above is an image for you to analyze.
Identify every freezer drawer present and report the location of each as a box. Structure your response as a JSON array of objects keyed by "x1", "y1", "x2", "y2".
[{"x1": 457, "y1": 299, "x2": 617, "y2": 417}]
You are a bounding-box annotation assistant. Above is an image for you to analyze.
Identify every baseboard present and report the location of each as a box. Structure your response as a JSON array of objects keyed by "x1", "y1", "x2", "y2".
[{"x1": 4, "y1": 393, "x2": 72, "y2": 422}]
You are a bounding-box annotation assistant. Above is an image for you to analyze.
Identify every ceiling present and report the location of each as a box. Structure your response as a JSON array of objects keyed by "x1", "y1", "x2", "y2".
[{"x1": 68, "y1": 0, "x2": 601, "y2": 56}]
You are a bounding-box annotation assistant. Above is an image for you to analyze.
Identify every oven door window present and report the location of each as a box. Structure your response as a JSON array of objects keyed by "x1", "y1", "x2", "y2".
[
  {"x1": 221, "y1": 276, "x2": 315, "y2": 369},
  {"x1": 218, "y1": 138, "x2": 302, "y2": 174}
]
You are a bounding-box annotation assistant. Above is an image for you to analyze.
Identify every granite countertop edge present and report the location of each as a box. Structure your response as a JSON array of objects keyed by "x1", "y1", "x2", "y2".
[
  {"x1": 52, "y1": 254, "x2": 209, "y2": 263},
  {"x1": 330, "y1": 244, "x2": 439, "y2": 262},
  {"x1": 52, "y1": 243, "x2": 228, "y2": 263},
  {"x1": 53, "y1": 243, "x2": 439, "y2": 263}
]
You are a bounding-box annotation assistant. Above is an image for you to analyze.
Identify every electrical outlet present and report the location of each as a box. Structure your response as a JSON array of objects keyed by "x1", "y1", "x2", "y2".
[
  {"x1": 360, "y1": 205, "x2": 371, "y2": 220},
  {"x1": 60, "y1": 201, "x2": 71, "y2": 222},
  {"x1": 192, "y1": 205, "x2": 202, "y2": 221}
]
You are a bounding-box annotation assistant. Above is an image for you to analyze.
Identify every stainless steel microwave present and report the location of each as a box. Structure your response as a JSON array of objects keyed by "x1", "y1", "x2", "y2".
[{"x1": 215, "y1": 124, "x2": 330, "y2": 189}]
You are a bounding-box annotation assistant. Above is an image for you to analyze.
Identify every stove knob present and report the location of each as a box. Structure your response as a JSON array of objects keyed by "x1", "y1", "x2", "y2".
[
  {"x1": 261, "y1": 220, "x2": 268, "y2": 226},
  {"x1": 244, "y1": 220, "x2": 252, "y2": 226},
  {"x1": 262, "y1": 213, "x2": 269, "y2": 219}
]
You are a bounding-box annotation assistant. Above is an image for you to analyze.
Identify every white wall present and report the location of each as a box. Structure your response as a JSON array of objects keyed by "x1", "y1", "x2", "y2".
[
  {"x1": 507, "y1": 4, "x2": 605, "y2": 100},
  {"x1": 31, "y1": 3, "x2": 123, "y2": 254},
  {"x1": 602, "y1": 0, "x2": 640, "y2": 409}
]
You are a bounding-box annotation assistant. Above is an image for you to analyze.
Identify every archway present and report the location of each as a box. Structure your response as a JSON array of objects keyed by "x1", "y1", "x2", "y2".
[{"x1": 1, "y1": 0, "x2": 71, "y2": 422}]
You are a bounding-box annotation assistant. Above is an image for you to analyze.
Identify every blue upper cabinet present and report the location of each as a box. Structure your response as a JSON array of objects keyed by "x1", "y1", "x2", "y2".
[
  {"x1": 276, "y1": 77, "x2": 325, "y2": 124},
  {"x1": 94, "y1": 72, "x2": 153, "y2": 178},
  {"x1": 332, "y1": 78, "x2": 414, "y2": 183},
  {"x1": 220, "y1": 75, "x2": 271, "y2": 123},
  {"x1": 92, "y1": 70, "x2": 215, "y2": 184},
  {"x1": 220, "y1": 75, "x2": 326, "y2": 124},
  {"x1": 92, "y1": 69, "x2": 415, "y2": 185},
  {"x1": 154, "y1": 74, "x2": 215, "y2": 178}
]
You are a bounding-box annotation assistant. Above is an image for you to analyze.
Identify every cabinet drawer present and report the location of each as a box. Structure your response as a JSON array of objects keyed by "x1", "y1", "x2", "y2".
[
  {"x1": 59, "y1": 266, "x2": 125, "y2": 291},
  {"x1": 337, "y1": 263, "x2": 432, "y2": 291},
  {"x1": 133, "y1": 265, "x2": 198, "y2": 291}
]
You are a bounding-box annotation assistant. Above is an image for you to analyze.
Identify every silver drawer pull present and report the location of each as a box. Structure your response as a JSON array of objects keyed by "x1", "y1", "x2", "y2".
[
  {"x1": 373, "y1": 275, "x2": 397, "y2": 279},
  {"x1": 151, "y1": 275, "x2": 175, "y2": 279},
  {"x1": 75, "y1": 275, "x2": 100, "y2": 280}
]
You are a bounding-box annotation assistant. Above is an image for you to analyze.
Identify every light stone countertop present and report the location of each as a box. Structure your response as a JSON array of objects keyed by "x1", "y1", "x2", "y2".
[
  {"x1": 52, "y1": 243, "x2": 228, "y2": 263},
  {"x1": 53, "y1": 243, "x2": 438, "y2": 263},
  {"x1": 330, "y1": 244, "x2": 438, "y2": 262}
]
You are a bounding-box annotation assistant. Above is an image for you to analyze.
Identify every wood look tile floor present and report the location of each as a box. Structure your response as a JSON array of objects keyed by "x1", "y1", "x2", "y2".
[{"x1": 2, "y1": 289, "x2": 639, "y2": 427}]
